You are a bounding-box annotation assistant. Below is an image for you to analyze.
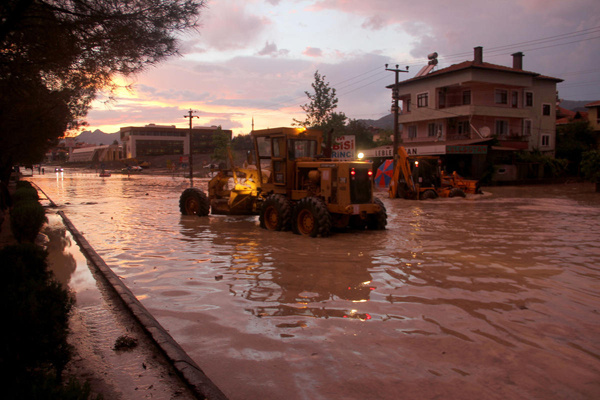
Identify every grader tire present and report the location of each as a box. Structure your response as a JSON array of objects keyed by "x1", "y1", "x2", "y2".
[
  {"x1": 367, "y1": 198, "x2": 388, "y2": 230},
  {"x1": 260, "y1": 194, "x2": 292, "y2": 231},
  {"x1": 292, "y1": 197, "x2": 332, "y2": 237},
  {"x1": 179, "y1": 188, "x2": 210, "y2": 216},
  {"x1": 449, "y1": 187, "x2": 466, "y2": 198}
]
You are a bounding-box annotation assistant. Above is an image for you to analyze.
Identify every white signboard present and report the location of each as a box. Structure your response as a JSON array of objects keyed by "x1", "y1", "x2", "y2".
[
  {"x1": 363, "y1": 144, "x2": 447, "y2": 158},
  {"x1": 404, "y1": 144, "x2": 447, "y2": 156},
  {"x1": 332, "y1": 135, "x2": 355, "y2": 160}
]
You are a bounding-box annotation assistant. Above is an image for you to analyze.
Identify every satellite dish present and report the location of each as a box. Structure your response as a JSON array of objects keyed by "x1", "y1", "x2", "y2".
[{"x1": 480, "y1": 126, "x2": 491, "y2": 138}]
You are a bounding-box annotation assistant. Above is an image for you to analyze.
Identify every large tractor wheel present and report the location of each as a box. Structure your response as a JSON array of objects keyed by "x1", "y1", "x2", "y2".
[
  {"x1": 259, "y1": 194, "x2": 292, "y2": 231},
  {"x1": 367, "y1": 198, "x2": 388, "y2": 230},
  {"x1": 420, "y1": 189, "x2": 438, "y2": 200},
  {"x1": 448, "y1": 187, "x2": 466, "y2": 198},
  {"x1": 179, "y1": 188, "x2": 210, "y2": 216},
  {"x1": 292, "y1": 197, "x2": 332, "y2": 237}
]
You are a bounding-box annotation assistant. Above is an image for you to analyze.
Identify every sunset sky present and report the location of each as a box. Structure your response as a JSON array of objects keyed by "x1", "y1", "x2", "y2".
[{"x1": 84, "y1": 0, "x2": 600, "y2": 136}]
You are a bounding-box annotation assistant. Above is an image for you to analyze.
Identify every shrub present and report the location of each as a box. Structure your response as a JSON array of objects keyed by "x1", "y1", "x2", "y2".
[
  {"x1": 10, "y1": 200, "x2": 47, "y2": 242},
  {"x1": 581, "y1": 150, "x2": 600, "y2": 183},
  {"x1": 0, "y1": 244, "x2": 74, "y2": 397},
  {"x1": 15, "y1": 180, "x2": 34, "y2": 190},
  {"x1": 12, "y1": 185, "x2": 39, "y2": 204}
]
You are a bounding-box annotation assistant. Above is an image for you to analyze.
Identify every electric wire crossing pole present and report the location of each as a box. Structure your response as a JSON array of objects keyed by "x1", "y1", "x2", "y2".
[
  {"x1": 385, "y1": 64, "x2": 409, "y2": 159},
  {"x1": 184, "y1": 109, "x2": 199, "y2": 187}
]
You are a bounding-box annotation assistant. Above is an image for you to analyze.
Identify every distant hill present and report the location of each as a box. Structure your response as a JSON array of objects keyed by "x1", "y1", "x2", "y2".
[
  {"x1": 357, "y1": 113, "x2": 394, "y2": 130},
  {"x1": 560, "y1": 100, "x2": 595, "y2": 113},
  {"x1": 75, "y1": 129, "x2": 120, "y2": 145}
]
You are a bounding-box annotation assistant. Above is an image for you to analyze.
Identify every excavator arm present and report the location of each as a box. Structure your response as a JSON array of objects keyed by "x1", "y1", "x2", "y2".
[{"x1": 389, "y1": 147, "x2": 416, "y2": 198}]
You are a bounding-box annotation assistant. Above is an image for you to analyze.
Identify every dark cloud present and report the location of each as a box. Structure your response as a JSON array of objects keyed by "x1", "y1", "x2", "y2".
[
  {"x1": 361, "y1": 15, "x2": 386, "y2": 31},
  {"x1": 257, "y1": 41, "x2": 290, "y2": 57}
]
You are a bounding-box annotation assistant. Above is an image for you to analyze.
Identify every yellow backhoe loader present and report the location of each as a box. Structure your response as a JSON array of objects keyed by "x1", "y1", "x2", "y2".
[{"x1": 389, "y1": 147, "x2": 482, "y2": 200}]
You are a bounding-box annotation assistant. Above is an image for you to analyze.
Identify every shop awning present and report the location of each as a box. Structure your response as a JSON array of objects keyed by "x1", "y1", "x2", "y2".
[{"x1": 363, "y1": 138, "x2": 493, "y2": 158}]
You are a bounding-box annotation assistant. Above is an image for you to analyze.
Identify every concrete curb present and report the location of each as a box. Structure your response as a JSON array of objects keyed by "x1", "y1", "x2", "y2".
[{"x1": 58, "y1": 211, "x2": 228, "y2": 400}]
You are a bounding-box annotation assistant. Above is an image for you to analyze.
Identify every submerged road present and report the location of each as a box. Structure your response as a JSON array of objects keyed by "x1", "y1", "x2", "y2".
[{"x1": 31, "y1": 171, "x2": 600, "y2": 400}]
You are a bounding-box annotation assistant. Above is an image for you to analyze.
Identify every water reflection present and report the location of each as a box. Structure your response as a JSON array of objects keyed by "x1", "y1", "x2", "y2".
[
  {"x1": 179, "y1": 216, "x2": 375, "y2": 320},
  {"x1": 43, "y1": 215, "x2": 76, "y2": 286},
  {"x1": 28, "y1": 175, "x2": 600, "y2": 400}
]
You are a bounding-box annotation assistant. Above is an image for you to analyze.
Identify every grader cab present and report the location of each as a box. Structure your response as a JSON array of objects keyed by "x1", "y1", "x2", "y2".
[{"x1": 179, "y1": 127, "x2": 387, "y2": 237}]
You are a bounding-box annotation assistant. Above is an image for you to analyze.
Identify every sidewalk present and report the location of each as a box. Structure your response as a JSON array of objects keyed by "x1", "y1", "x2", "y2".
[{"x1": 1, "y1": 194, "x2": 223, "y2": 399}]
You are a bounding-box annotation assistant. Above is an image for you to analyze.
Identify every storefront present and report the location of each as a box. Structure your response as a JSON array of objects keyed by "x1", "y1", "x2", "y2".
[{"x1": 363, "y1": 139, "x2": 493, "y2": 178}]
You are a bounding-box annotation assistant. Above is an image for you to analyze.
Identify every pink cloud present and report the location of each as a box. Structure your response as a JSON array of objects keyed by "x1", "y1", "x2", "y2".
[
  {"x1": 303, "y1": 47, "x2": 323, "y2": 57},
  {"x1": 199, "y1": 1, "x2": 271, "y2": 51}
]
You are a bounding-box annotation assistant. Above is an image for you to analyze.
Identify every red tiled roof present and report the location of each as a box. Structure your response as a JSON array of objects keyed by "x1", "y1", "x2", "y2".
[
  {"x1": 389, "y1": 60, "x2": 562, "y2": 87},
  {"x1": 557, "y1": 106, "x2": 576, "y2": 118},
  {"x1": 585, "y1": 101, "x2": 600, "y2": 108},
  {"x1": 556, "y1": 110, "x2": 588, "y2": 125}
]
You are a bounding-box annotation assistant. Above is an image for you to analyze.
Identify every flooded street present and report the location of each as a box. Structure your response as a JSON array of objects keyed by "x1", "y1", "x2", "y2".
[{"x1": 31, "y1": 171, "x2": 600, "y2": 400}]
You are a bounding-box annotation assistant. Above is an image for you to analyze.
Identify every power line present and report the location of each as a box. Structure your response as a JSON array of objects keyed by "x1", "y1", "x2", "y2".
[
  {"x1": 437, "y1": 26, "x2": 600, "y2": 61},
  {"x1": 251, "y1": 27, "x2": 600, "y2": 116}
]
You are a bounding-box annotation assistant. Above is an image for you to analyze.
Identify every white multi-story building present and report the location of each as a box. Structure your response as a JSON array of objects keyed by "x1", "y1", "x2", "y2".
[{"x1": 374, "y1": 47, "x2": 562, "y2": 178}]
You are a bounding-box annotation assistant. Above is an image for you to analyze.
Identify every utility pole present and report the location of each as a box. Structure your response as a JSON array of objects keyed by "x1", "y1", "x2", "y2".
[
  {"x1": 385, "y1": 64, "x2": 409, "y2": 159},
  {"x1": 184, "y1": 109, "x2": 199, "y2": 187}
]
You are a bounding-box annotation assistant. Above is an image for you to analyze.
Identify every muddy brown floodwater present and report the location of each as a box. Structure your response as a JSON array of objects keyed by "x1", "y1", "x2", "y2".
[{"x1": 30, "y1": 171, "x2": 600, "y2": 400}]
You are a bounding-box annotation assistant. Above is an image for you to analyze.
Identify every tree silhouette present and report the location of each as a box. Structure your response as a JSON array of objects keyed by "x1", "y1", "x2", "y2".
[
  {"x1": 294, "y1": 70, "x2": 346, "y2": 131},
  {"x1": 0, "y1": 0, "x2": 206, "y2": 181}
]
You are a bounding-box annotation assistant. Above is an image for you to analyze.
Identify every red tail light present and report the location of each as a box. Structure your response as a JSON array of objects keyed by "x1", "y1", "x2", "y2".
[
  {"x1": 368, "y1": 170, "x2": 373, "y2": 177},
  {"x1": 351, "y1": 168, "x2": 356, "y2": 176}
]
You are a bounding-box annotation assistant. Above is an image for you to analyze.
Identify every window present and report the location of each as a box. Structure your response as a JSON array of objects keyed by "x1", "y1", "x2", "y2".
[
  {"x1": 525, "y1": 92, "x2": 533, "y2": 107},
  {"x1": 523, "y1": 119, "x2": 532, "y2": 136},
  {"x1": 495, "y1": 120, "x2": 509, "y2": 136},
  {"x1": 272, "y1": 137, "x2": 285, "y2": 157},
  {"x1": 428, "y1": 123, "x2": 443, "y2": 138},
  {"x1": 403, "y1": 98, "x2": 411, "y2": 113},
  {"x1": 417, "y1": 92, "x2": 428, "y2": 108},
  {"x1": 462, "y1": 90, "x2": 471, "y2": 105},
  {"x1": 408, "y1": 125, "x2": 417, "y2": 139},
  {"x1": 457, "y1": 121, "x2": 470, "y2": 135},
  {"x1": 438, "y1": 90, "x2": 446, "y2": 108},
  {"x1": 511, "y1": 91, "x2": 519, "y2": 108},
  {"x1": 541, "y1": 134, "x2": 550, "y2": 146},
  {"x1": 289, "y1": 139, "x2": 317, "y2": 159},
  {"x1": 542, "y1": 103, "x2": 551, "y2": 116},
  {"x1": 136, "y1": 140, "x2": 184, "y2": 156},
  {"x1": 495, "y1": 89, "x2": 508, "y2": 104}
]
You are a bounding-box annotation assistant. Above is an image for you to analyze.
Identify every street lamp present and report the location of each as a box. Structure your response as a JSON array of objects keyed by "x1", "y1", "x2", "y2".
[{"x1": 184, "y1": 109, "x2": 199, "y2": 187}]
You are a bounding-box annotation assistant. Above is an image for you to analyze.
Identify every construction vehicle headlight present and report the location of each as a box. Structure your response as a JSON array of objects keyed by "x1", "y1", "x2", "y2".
[
  {"x1": 414, "y1": 161, "x2": 419, "y2": 167},
  {"x1": 357, "y1": 152, "x2": 364, "y2": 159}
]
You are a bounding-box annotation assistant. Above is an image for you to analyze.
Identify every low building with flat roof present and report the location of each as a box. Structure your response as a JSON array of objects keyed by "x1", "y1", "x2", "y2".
[
  {"x1": 120, "y1": 124, "x2": 232, "y2": 159},
  {"x1": 69, "y1": 144, "x2": 123, "y2": 163}
]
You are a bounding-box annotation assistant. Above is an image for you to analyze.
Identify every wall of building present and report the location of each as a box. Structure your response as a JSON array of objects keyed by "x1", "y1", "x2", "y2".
[{"x1": 120, "y1": 125, "x2": 233, "y2": 159}]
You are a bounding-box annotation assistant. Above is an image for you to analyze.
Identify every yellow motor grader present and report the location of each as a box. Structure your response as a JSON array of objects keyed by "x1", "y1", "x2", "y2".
[
  {"x1": 180, "y1": 127, "x2": 387, "y2": 237},
  {"x1": 389, "y1": 146, "x2": 482, "y2": 200}
]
